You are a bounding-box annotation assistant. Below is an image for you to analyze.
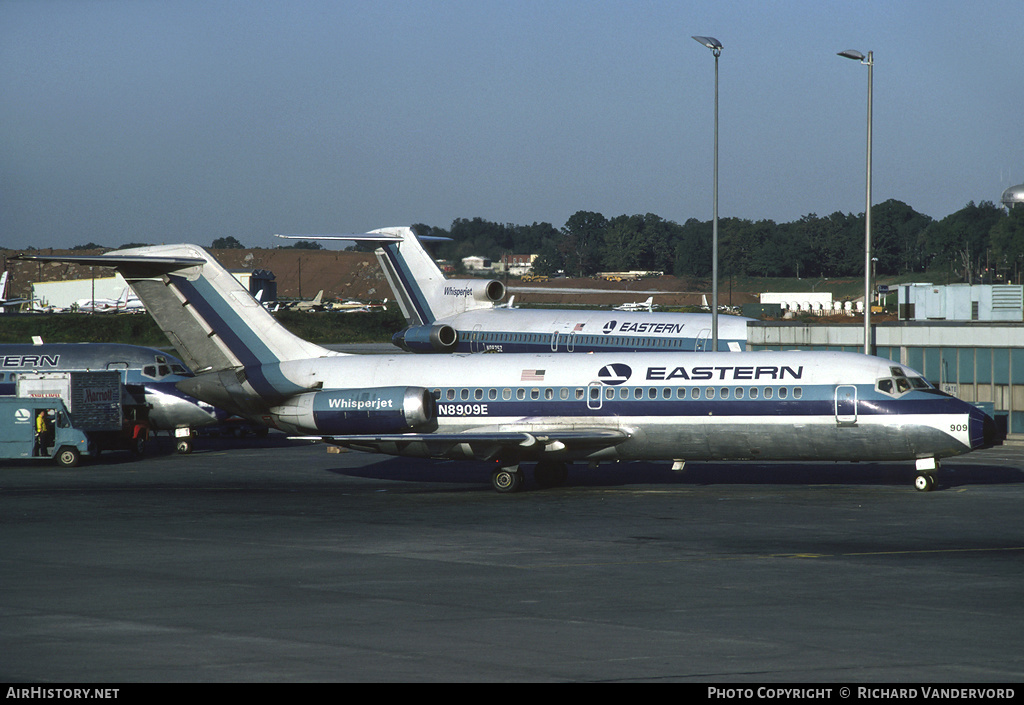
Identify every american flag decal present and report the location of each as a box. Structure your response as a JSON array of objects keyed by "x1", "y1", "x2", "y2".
[
  {"x1": 574, "y1": 323, "x2": 585, "y2": 331},
  {"x1": 521, "y1": 369, "x2": 546, "y2": 381}
]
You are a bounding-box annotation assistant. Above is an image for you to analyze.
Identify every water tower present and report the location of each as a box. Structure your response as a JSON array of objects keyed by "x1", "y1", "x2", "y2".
[{"x1": 1002, "y1": 183, "x2": 1024, "y2": 210}]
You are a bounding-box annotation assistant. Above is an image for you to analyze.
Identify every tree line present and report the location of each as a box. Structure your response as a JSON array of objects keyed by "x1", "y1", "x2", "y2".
[
  {"x1": 414, "y1": 199, "x2": 1024, "y2": 283},
  {"x1": 21, "y1": 198, "x2": 1024, "y2": 284}
]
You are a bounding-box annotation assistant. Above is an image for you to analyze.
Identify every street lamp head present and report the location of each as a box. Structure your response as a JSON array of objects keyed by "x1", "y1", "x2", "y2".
[
  {"x1": 692, "y1": 36, "x2": 723, "y2": 56},
  {"x1": 837, "y1": 49, "x2": 865, "y2": 61}
]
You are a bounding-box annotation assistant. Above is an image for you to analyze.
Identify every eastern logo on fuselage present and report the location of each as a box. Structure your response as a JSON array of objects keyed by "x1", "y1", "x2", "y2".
[
  {"x1": 602, "y1": 321, "x2": 687, "y2": 336},
  {"x1": 2, "y1": 354, "x2": 60, "y2": 368},
  {"x1": 598, "y1": 363, "x2": 632, "y2": 385},
  {"x1": 645, "y1": 365, "x2": 804, "y2": 381}
]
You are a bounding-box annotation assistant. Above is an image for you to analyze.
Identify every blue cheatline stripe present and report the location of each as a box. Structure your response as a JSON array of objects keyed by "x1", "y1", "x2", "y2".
[
  {"x1": 381, "y1": 243, "x2": 435, "y2": 323},
  {"x1": 171, "y1": 275, "x2": 305, "y2": 398},
  {"x1": 430, "y1": 388, "x2": 969, "y2": 419}
]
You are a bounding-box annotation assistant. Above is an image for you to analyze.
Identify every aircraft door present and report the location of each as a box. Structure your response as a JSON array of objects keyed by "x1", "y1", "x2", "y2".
[
  {"x1": 696, "y1": 329, "x2": 711, "y2": 352},
  {"x1": 587, "y1": 381, "x2": 603, "y2": 410},
  {"x1": 834, "y1": 385, "x2": 857, "y2": 425},
  {"x1": 470, "y1": 324, "x2": 484, "y2": 353},
  {"x1": 567, "y1": 333, "x2": 576, "y2": 352},
  {"x1": 550, "y1": 332, "x2": 559, "y2": 352}
]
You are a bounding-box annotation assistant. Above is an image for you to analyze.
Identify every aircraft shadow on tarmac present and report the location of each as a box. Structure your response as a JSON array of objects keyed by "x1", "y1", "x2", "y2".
[{"x1": 324, "y1": 456, "x2": 1024, "y2": 492}]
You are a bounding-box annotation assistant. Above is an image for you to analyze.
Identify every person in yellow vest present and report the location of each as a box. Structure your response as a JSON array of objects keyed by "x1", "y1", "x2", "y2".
[{"x1": 35, "y1": 410, "x2": 53, "y2": 457}]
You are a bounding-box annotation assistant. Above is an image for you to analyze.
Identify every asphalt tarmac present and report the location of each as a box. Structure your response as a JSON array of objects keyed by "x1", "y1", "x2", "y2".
[{"x1": 2, "y1": 434, "x2": 1024, "y2": 683}]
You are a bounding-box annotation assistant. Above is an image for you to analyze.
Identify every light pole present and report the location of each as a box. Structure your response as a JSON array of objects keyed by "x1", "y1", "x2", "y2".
[
  {"x1": 838, "y1": 49, "x2": 873, "y2": 355},
  {"x1": 693, "y1": 35, "x2": 722, "y2": 351}
]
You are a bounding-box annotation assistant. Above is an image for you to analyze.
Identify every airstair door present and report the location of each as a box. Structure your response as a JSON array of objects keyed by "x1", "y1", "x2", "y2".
[
  {"x1": 696, "y1": 329, "x2": 711, "y2": 352},
  {"x1": 834, "y1": 385, "x2": 858, "y2": 425}
]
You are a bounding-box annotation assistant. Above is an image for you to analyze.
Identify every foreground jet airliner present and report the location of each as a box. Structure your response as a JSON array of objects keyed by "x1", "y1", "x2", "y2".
[
  {"x1": 14, "y1": 245, "x2": 993, "y2": 493},
  {"x1": 277, "y1": 228, "x2": 753, "y2": 353},
  {"x1": 0, "y1": 342, "x2": 224, "y2": 453}
]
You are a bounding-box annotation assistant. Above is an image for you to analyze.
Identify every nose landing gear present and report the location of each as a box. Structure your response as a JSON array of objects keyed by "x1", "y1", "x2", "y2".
[{"x1": 914, "y1": 457, "x2": 938, "y2": 492}]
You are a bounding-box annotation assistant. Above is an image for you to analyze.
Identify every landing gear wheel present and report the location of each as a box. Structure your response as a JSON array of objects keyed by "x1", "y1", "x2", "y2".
[
  {"x1": 492, "y1": 468, "x2": 524, "y2": 493},
  {"x1": 534, "y1": 461, "x2": 569, "y2": 489},
  {"x1": 176, "y1": 438, "x2": 193, "y2": 455},
  {"x1": 914, "y1": 473, "x2": 936, "y2": 492}
]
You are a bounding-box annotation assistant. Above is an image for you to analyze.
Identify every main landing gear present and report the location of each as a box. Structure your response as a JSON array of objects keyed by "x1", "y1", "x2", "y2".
[{"x1": 491, "y1": 460, "x2": 569, "y2": 493}]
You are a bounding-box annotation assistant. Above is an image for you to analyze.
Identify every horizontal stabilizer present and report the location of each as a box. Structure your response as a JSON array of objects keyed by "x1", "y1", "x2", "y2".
[{"x1": 13, "y1": 245, "x2": 336, "y2": 375}]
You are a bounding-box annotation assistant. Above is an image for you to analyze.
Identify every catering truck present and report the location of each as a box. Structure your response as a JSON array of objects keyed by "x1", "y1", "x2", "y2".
[{"x1": 0, "y1": 371, "x2": 148, "y2": 465}]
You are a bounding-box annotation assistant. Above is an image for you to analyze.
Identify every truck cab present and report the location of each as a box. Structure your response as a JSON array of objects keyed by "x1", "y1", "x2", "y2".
[{"x1": 0, "y1": 398, "x2": 92, "y2": 466}]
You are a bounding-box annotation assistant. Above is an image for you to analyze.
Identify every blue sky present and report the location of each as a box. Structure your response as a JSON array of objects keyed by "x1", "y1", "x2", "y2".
[{"x1": 3, "y1": 0, "x2": 1022, "y2": 250}]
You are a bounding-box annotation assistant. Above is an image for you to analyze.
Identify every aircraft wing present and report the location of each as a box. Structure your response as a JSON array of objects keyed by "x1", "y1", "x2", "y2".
[
  {"x1": 303, "y1": 427, "x2": 630, "y2": 461},
  {"x1": 275, "y1": 231, "x2": 452, "y2": 244}
]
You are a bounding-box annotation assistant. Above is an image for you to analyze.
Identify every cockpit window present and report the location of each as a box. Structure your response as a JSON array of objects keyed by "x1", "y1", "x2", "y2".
[{"x1": 878, "y1": 374, "x2": 931, "y2": 397}]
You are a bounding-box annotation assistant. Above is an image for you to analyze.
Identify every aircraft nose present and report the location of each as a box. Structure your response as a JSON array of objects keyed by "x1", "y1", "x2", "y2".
[{"x1": 969, "y1": 404, "x2": 1000, "y2": 449}]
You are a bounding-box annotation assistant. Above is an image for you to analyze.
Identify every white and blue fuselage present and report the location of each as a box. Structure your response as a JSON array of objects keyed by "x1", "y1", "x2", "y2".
[{"x1": 246, "y1": 350, "x2": 989, "y2": 465}]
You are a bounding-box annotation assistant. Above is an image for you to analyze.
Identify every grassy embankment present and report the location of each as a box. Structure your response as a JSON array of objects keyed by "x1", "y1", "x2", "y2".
[{"x1": 0, "y1": 309, "x2": 407, "y2": 346}]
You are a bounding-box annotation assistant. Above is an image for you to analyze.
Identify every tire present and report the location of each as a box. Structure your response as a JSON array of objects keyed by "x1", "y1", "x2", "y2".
[
  {"x1": 492, "y1": 468, "x2": 523, "y2": 493},
  {"x1": 56, "y1": 447, "x2": 80, "y2": 468}
]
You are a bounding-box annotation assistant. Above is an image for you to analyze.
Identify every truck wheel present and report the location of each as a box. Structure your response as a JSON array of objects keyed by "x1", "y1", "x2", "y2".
[{"x1": 56, "y1": 447, "x2": 80, "y2": 468}]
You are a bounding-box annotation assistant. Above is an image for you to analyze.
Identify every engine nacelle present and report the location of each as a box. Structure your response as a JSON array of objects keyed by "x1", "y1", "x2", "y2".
[
  {"x1": 393, "y1": 324, "x2": 459, "y2": 353},
  {"x1": 442, "y1": 278, "x2": 506, "y2": 305},
  {"x1": 269, "y1": 386, "x2": 436, "y2": 435}
]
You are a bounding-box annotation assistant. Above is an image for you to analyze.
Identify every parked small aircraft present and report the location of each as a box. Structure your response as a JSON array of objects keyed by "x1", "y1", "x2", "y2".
[{"x1": 615, "y1": 296, "x2": 655, "y2": 312}]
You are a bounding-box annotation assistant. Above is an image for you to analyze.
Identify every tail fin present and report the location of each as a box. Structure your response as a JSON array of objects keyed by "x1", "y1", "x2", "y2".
[
  {"x1": 12, "y1": 244, "x2": 333, "y2": 374},
  {"x1": 276, "y1": 227, "x2": 506, "y2": 324}
]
